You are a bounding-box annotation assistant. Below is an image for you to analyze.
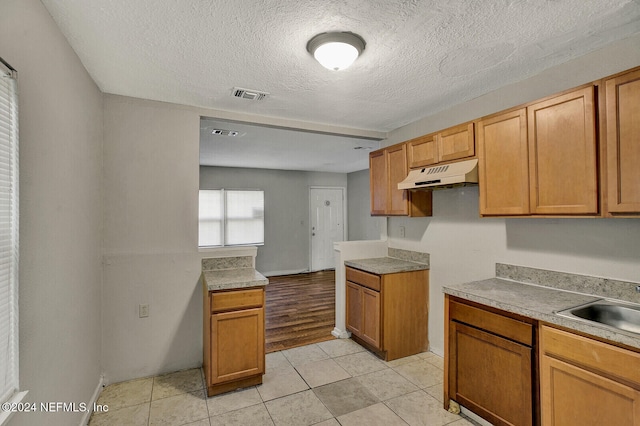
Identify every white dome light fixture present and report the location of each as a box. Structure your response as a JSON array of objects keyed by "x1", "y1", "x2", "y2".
[{"x1": 307, "y1": 32, "x2": 366, "y2": 71}]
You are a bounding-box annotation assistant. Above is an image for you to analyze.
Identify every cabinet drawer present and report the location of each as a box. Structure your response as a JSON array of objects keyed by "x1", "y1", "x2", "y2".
[
  {"x1": 450, "y1": 299, "x2": 533, "y2": 346},
  {"x1": 540, "y1": 325, "x2": 640, "y2": 387},
  {"x1": 346, "y1": 267, "x2": 380, "y2": 291},
  {"x1": 210, "y1": 288, "x2": 264, "y2": 313}
]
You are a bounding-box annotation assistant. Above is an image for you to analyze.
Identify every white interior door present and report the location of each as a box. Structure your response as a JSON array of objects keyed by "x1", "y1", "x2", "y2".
[{"x1": 310, "y1": 188, "x2": 345, "y2": 271}]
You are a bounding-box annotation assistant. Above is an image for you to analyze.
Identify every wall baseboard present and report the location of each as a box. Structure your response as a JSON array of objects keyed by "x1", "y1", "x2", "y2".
[
  {"x1": 331, "y1": 327, "x2": 350, "y2": 339},
  {"x1": 262, "y1": 268, "x2": 309, "y2": 277},
  {"x1": 79, "y1": 374, "x2": 104, "y2": 426}
]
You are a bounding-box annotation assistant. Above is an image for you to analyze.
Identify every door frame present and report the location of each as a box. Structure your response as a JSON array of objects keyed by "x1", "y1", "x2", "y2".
[{"x1": 309, "y1": 186, "x2": 347, "y2": 272}]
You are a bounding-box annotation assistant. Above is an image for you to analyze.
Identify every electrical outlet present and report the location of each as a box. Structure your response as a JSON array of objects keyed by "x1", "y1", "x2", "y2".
[
  {"x1": 139, "y1": 304, "x2": 149, "y2": 318},
  {"x1": 399, "y1": 226, "x2": 405, "y2": 238}
]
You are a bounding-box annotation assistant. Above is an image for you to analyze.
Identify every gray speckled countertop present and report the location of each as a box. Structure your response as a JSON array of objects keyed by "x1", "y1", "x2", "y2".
[
  {"x1": 444, "y1": 276, "x2": 640, "y2": 350},
  {"x1": 345, "y1": 248, "x2": 430, "y2": 275},
  {"x1": 345, "y1": 257, "x2": 429, "y2": 275},
  {"x1": 202, "y1": 268, "x2": 268, "y2": 291}
]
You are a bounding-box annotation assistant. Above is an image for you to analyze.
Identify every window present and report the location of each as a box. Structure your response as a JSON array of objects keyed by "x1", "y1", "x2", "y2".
[
  {"x1": 199, "y1": 189, "x2": 264, "y2": 247},
  {"x1": 0, "y1": 58, "x2": 24, "y2": 423}
]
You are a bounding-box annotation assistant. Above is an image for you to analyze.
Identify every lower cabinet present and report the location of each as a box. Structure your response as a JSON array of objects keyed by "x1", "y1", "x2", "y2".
[
  {"x1": 445, "y1": 295, "x2": 535, "y2": 426},
  {"x1": 203, "y1": 287, "x2": 265, "y2": 397},
  {"x1": 346, "y1": 281, "x2": 381, "y2": 349},
  {"x1": 445, "y1": 296, "x2": 640, "y2": 426},
  {"x1": 539, "y1": 325, "x2": 640, "y2": 426},
  {"x1": 345, "y1": 266, "x2": 428, "y2": 361}
]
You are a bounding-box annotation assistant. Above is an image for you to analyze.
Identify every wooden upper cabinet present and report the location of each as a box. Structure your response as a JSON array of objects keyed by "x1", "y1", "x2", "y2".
[
  {"x1": 407, "y1": 133, "x2": 438, "y2": 168},
  {"x1": 439, "y1": 122, "x2": 475, "y2": 163},
  {"x1": 605, "y1": 68, "x2": 640, "y2": 215},
  {"x1": 477, "y1": 109, "x2": 530, "y2": 216},
  {"x1": 407, "y1": 122, "x2": 475, "y2": 169},
  {"x1": 369, "y1": 150, "x2": 388, "y2": 215},
  {"x1": 387, "y1": 144, "x2": 410, "y2": 215},
  {"x1": 527, "y1": 86, "x2": 598, "y2": 215},
  {"x1": 369, "y1": 144, "x2": 432, "y2": 217}
]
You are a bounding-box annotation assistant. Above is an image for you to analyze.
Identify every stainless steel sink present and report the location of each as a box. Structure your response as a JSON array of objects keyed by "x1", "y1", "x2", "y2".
[{"x1": 556, "y1": 299, "x2": 640, "y2": 336}]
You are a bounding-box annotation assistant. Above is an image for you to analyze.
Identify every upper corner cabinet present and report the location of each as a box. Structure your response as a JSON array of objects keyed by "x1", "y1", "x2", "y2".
[
  {"x1": 605, "y1": 68, "x2": 640, "y2": 215},
  {"x1": 369, "y1": 144, "x2": 432, "y2": 217},
  {"x1": 527, "y1": 86, "x2": 598, "y2": 215}
]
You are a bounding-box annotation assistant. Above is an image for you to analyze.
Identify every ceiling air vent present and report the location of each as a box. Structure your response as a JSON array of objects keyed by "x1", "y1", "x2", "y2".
[
  {"x1": 211, "y1": 129, "x2": 239, "y2": 136},
  {"x1": 232, "y1": 87, "x2": 269, "y2": 101}
]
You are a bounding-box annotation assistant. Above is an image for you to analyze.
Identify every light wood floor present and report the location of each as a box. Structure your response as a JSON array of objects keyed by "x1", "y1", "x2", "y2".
[{"x1": 265, "y1": 270, "x2": 336, "y2": 353}]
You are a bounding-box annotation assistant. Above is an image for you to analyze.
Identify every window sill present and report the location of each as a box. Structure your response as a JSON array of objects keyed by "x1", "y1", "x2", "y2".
[{"x1": 198, "y1": 246, "x2": 260, "y2": 258}]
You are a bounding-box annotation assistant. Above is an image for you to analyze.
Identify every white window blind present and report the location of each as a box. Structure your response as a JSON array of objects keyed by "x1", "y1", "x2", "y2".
[
  {"x1": 0, "y1": 59, "x2": 20, "y2": 411},
  {"x1": 199, "y1": 189, "x2": 264, "y2": 247},
  {"x1": 198, "y1": 190, "x2": 223, "y2": 247}
]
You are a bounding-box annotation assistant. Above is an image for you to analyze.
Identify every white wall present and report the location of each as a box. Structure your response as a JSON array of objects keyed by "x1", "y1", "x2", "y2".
[
  {"x1": 347, "y1": 169, "x2": 383, "y2": 241},
  {"x1": 200, "y1": 166, "x2": 347, "y2": 275},
  {"x1": 102, "y1": 94, "x2": 365, "y2": 383},
  {"x1": 102, "y1": 95, "x2": 203, "y2": 383},
  {"x1": 6, "y1": 1, "x2": 639, "y2": 399},
  {"x1": 0, "y1": 0, "x2": 104, "y2": 424},
  {"x1": 384, "y1": 34, "x2": 640, "y2": 356}
]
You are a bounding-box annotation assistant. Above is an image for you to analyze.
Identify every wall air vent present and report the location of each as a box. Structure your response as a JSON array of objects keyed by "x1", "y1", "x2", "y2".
[
  {"x1": 426, "y1": 165, "x2": 449, "y2": 175},
  {"x1": 232, "y1": 87, "x2": 269, "y2": 101}
]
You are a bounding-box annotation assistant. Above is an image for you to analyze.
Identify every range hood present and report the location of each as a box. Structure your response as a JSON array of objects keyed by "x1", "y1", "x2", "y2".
[{"x1": 398, "y1": 159, "x2": 478, "y2": 190}]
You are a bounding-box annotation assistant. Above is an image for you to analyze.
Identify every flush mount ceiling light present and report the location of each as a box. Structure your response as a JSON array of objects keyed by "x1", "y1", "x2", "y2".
[{"x1": 306, "y1": 32, "x2": 366, "y2": 71}]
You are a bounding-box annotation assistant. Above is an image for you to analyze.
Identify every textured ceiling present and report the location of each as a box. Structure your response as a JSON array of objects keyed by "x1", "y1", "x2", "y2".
[
  {"x1": 41, "y1": 0, "x2": 640, "y2": 172},
  {"x1": 200, "y1": 117, "x2": 379, "y2": 173}
]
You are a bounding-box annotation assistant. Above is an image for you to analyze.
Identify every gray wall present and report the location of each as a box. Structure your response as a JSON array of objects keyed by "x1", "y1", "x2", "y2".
[
  {"x1": 200, "y1": 166, "x2": 347, "y2": 275},
  {"x1": 383, "y1": 33, "x2": 640, "y2": 357},
  {"x1": 347, "y1": 169, "x2": 382, "y2": 241},
  {"x1": 101, "y1": 94, "x2": 359, "y2": 383},
  {"x1": 5, "y1": 0, "x2": 640, "y2": 395},
  {"x1": 0, "y1": 0, "x2": 104, "y2": 424}
]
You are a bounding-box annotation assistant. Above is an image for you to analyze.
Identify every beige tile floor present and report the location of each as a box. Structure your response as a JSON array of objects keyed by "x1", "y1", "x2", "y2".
[{"x1": 89, "y1": 339, "x2": 478, "y2": 426}]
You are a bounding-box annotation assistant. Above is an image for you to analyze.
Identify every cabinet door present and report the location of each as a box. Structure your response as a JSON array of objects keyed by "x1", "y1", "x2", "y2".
[
  {"x1": 438, "y1": 122, "x2": 475, "y2": 163},
  {"x1": 346, "y1": 281, "x2": 363, "y2": 335},
  {"x1": 540, "y1": 355, "x2": 640, "y2": 426},
  {"x1": 540, "y1": 325, "x2": 640, "y2": 426},
  {"x1": 449, "y1": 321, "x2": 532, "y2": 426},
  {"x1": 361, "y1": 287, "x2": 381, "y2": 349},
  {"x1": 210, "y1": 307, "x2": 265, "y2": 385},
  {"x1": 387, "y1": 144, "x2": 410, "y2": 215},
  {"x1": 606, "y1": 69, "x2": 640, "y2": 214},
  {"x1": 408, "y1": 134, "x2": 438, "y2": 168},
  {"x1": 369, "y1": 145, "x2": 432, "y2": 217},
  {"x1": 477, "y1": 109, "x2": 530, "y2": 216},
  {"x1": 527, "y1": 87, "x2": 598, "y2": 215},
  {"x1": 369, "y1": 150, "x2": 388, "y2": 215}
]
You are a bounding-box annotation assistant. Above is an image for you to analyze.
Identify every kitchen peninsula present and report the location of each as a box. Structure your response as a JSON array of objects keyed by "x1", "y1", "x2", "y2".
[
  {"x1": 341, "y1": 247, "x2": 430, "y2": 361},
  {"x1": 201, "y1": 255, "x2": 268, "y2": 397}
]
